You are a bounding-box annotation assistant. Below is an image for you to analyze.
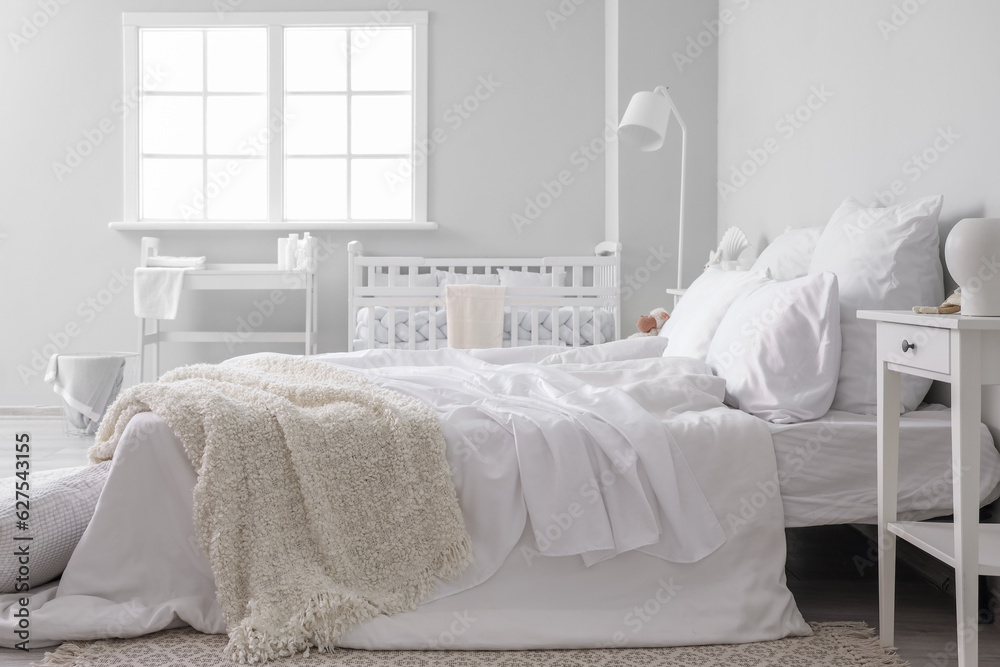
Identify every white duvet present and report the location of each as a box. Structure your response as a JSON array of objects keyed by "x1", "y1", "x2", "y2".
[{"x1": 0, "y1": 339, "x2": 808, "y2": 650}]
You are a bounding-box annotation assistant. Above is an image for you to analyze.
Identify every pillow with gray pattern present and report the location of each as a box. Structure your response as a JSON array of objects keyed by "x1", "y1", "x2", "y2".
[{"x1": 0, "y1": 463, "x2": 111, "y2": 593}]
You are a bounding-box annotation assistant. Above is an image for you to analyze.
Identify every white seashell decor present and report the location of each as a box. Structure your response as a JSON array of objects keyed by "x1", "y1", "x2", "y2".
[{"x1": 717, "y1": 226, "x2": 750, "y2": 262}]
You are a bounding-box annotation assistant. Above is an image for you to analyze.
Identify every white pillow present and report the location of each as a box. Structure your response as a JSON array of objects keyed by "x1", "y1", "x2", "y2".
[
  {"x1": 370, "y1": 271, "x2": 436, "y2": 287},
  {"x1": 706, "y1": 272, "x2": 841, "y2": 423},
  {"x1": 0, "y1": 463, "x2": 111, "y2": 593},
  {"x1": 436, "y1": 271, "x2": 501, "y2": 286},
  {"x1": 496, "y1": 268, "x2": 567, "y2": 287},
  {"x1": 752, "y1": 226, "x2": 824, "y2": 280},
  {"x1": 660, "y1": 268, "x2": 772, "y2": 361},
  {"x1": 809, "y1": 195, "x2": 944, "y2": 415}
]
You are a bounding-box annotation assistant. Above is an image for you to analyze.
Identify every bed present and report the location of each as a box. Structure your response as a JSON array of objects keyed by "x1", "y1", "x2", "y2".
[
  {"x1": 347, "y1": 241, "x2": 621, "y2": 350},
  {"x1": 6, "y1": 196, "x2": 1000, "y2": 659},
  {"x1": 4, "y1": 340, "x2": 999, "y2": 655}
]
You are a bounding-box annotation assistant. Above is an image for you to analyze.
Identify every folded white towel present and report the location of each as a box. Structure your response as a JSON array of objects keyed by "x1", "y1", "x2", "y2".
[
  {"x1": 134, "y1": 267, "x2": 190, "y2": 319},
  {"x1": 45, "y1": 354, "x2": 127, "y2": 434},
  {"x1": 445, "y1": 284, "x2": 506, "y2": 349},
  {"x1": 146, "y1": 255, "x2": 206, "y2": 269}
]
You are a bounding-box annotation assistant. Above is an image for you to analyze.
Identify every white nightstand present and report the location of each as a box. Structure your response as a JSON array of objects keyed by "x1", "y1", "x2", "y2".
[{"x1": 860, "y1": 309, "x2": 1000, "y2": 666}]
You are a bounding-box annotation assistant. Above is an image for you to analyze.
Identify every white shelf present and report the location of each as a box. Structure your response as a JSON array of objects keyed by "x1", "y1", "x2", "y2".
[
  {"x1": 184, "y1": 265, "x2": 311, "y2": 290},
  {"x1": 665, "y1": 288, "x2": 687, "y2": 296},
  {"x1": 888, "y1": 521, "x2": 1000, "y2": 576},
  {"x1": 110, "y1": 220, "x2": 439, "y2": 231}
]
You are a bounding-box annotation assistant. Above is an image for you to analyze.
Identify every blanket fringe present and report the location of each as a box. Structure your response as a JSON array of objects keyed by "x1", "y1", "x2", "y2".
[
  {"x1": 224, "y1": 535, "x2": 473, "y2": 664},
  {"x1": 809, "y1": 622, "x2": 909, "y2": 666},
  {"x1": 32, "y1": 641, "x2": 92, "y2": 666}
]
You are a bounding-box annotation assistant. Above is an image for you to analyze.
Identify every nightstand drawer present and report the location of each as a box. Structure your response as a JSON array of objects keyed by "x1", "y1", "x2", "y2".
[{"x1": 877, "y1": 322, "x2": 950, "y2": 375}]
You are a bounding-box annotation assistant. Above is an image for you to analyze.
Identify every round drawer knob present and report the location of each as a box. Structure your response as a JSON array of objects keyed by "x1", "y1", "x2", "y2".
[{"x1": 901, "y1": 340, "x2": 916, "y2": 353}]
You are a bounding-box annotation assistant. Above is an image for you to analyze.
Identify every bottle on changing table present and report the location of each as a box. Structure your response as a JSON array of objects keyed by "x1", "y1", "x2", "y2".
[
  {"x1": 286, "y1": 234, "x2": 299, "y2": 270},
  {"x1": 277, "y1": 238, "x2": 289, "y2": 270}
]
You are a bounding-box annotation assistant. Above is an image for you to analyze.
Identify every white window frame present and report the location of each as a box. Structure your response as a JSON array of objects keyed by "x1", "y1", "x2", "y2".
[{"x1": 112, "y1": 11, "x2": 434, "y2": 231}]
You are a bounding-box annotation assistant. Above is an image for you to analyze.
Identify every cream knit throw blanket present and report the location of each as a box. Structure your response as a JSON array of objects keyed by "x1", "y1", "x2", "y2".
[{"x1": 91, "y1": 354, "x2": 473, "y2": 664}]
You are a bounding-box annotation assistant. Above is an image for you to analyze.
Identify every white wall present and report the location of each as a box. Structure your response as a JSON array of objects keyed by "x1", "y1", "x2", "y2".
[
  {"x1": 717, "y1": 0, "x2": 1000, "y2": 431},
  {"x1": 1, "y1": 0, "x2": 610, "y2": 405},
  {"x1": 618, "y1": 0, "x2": 718, "y2": 330},
  {"x1": 718, "y1": 0, "x2": 1000, "y2": 246}
]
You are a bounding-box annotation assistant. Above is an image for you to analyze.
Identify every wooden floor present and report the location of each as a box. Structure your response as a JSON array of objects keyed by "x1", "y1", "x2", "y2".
[
  {"x1": 786, "y1": 524, "x2": 1000, "y2": 666},
  {"x1": 0, "y1": 419, "x2": 996, "y2": 665}
]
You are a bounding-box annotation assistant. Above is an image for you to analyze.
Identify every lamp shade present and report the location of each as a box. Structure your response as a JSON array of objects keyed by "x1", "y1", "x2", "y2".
[
  {"x1": 944, "y1": 218, "x2": 1000, "y2": 316},
  {"x1": 618, "y1": 89, "x2": 672, "y2": 151}
]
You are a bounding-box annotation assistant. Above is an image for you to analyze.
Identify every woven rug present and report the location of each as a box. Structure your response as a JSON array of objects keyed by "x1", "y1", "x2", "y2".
[{"x1": 33, "y1": 622, "x2": 907, "y2": 666}]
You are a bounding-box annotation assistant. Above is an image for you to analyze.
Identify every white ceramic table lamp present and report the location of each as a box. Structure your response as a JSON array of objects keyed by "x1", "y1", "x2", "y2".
[
  {"x1": 617, "y1": 86, "x2": 688, "y2": 290},
  {"x1": 944, "y1": 218, "x2": 1000, "y2": 316}
]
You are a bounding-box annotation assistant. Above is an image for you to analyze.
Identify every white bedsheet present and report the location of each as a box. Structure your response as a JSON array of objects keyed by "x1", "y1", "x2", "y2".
[
  {"x1": 773, "y1": 405, "x2": 1000, "y2": 527},
  {"x1": 354, "y1": 306, "x2": 615, "y2": 348},
  {"x1": 0, "y1": 340, "x2": 807, "y2": 649}
]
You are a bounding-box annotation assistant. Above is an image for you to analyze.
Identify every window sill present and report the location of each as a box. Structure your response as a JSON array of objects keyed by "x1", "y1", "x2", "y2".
[{"x1": 108, "y1": 221, "x2": 439, "y2": 232}]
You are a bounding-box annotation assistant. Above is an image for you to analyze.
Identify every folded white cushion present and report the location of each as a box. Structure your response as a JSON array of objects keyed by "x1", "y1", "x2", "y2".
[
  {"x1": 660, "y1": 268, "x2": 772, "y2": 362},
  {"x1": 809, "y1": 195, "x2": 944, "y2": 414},
  {"x1": 436, "y1": 271, "x2": 501, "y2": 286},
  {"x1": 496, "y1": 268, "x2": 567, "y2": 287},
  {"x1": 706, "y1": 272, "x2": 841, "y2": 423},
  {"x1": 752, "y1": 226, "x2": 824, "y2": 280}
]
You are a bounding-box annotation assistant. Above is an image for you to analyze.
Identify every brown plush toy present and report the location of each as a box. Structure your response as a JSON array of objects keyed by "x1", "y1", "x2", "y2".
[{"x1": 632, "y1": 308, "x2": 670, "y2": 337}]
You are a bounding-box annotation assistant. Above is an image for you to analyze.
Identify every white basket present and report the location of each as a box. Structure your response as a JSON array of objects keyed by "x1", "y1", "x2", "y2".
[{"x1": 56, "y1": 353, "x2": 140, "y2": 437}]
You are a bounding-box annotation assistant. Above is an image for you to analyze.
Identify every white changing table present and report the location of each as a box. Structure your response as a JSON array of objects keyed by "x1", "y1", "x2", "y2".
[{"x1": 138, "y1": 237, "x2": 318, "y2": 381}]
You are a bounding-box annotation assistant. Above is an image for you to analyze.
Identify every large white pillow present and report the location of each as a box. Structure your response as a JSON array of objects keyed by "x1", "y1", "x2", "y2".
[
  {"x1": 706, "y1": 272, "x2": 841, "y2": 423},
  {"x1": 752, "y1": 225, "x2": 824, "y2": 280},
  {"x1": 496, "y1": 268, "x2": 567, "y2": 287},
  {"x1": 660, "y1": 268, "x2": 772, "y2": 361},
  {"x1": 808, "y1": 195, "x2": 944, "y2": 414}
]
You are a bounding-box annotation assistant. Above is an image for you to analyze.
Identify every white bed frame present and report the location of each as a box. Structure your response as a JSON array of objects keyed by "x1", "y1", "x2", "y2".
[{"x1": 347, "y1": 241, "x2": 621, "y2": 351}]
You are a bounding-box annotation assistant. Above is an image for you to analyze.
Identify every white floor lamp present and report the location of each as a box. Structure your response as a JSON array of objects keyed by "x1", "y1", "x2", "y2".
[{"x1": 617, "y1": 86, "x2": 688, "y2": 294}]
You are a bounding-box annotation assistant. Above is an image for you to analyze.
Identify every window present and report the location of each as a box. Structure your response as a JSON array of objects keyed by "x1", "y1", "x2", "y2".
[{"x1": 120, "y1": 12, "x2": 429, "y2": 229}]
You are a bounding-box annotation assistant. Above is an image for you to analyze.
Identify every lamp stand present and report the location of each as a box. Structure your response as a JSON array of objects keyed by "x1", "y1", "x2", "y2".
[{"x1": 652, "y1": 86, "x2": 688, "y2": 293}]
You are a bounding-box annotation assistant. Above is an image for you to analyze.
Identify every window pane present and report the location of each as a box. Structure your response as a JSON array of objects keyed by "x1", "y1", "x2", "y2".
[
  {"x1": 207, "y1": 29, "x2": 267, "y2": 92},
  {"x1": 284, "y1": 95, "x2": 347, "y2": 155},
  {"x1": 206, "y1": 159, "x2": 267, "y2": 220},
  {"x1": 207, "y1": 96, "x2": 268, "y2": 155},
  {"x1": 285, "y1": 29, "x2": 348, "y2": 92},
  {"x1": 352, "y1": 159, "x2": 411, "y2": 220},
  {"x1": 285, "y1": 159, "x2": 346, "y2": 220},
  {"x1": 142, "y1": 158, "x2": 203, "y2": 220},
  {"x1": 350, "y1": 28, "x2": 412, "y2": 92},
  {"x1": 142, "y1": 96, "x2": 202, "y2": 154},
  {"x1": 351, "y1": 95, "x2": 411, "y2": 154},
  {"x1": 141, "y1": 30, "x2": 202, "y2": 92}
]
